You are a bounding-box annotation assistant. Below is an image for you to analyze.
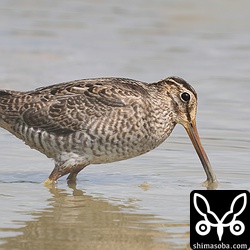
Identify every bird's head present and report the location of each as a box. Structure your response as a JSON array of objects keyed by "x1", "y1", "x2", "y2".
[
  {"x1": 159, "y1": 76, "x2": 217, "y2": 187},
  {"x1": 163, "y1": 76, "x2": 198, "y2": 128}
]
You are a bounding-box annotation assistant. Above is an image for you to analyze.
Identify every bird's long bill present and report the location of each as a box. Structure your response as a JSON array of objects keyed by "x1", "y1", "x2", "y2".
[{"x1": 184, "y1": 120, "x2": 217, "y2": 185}]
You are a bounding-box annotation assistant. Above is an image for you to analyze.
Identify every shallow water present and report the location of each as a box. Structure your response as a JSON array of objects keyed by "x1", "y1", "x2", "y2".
[{"x1": 0, "y1": 0, "x2": 249, "y2": 249}]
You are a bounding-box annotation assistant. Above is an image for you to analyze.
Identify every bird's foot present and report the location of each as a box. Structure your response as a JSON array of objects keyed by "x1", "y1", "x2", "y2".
[{"x1": 42, "y1": 178, "x2": 57, "y2": 186}]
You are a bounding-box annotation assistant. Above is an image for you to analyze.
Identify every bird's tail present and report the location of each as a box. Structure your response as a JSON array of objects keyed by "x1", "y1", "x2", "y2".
[{"x1": 0, "y1": 89, "x2": 21, "y2": 129}]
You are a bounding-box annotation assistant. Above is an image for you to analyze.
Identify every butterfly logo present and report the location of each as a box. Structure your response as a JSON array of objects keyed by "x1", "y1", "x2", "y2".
[{"x1": 193, "y1": 192, "x2": 247, "y2": 241}]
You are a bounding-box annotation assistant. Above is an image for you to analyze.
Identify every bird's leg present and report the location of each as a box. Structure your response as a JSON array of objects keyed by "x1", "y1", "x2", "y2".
[
  {"x1": 67, "y1": 164, "x2": 87, "y2": 185},
  {"x1": 43, "y1": 163, "x2": 73, "y2": 185}
]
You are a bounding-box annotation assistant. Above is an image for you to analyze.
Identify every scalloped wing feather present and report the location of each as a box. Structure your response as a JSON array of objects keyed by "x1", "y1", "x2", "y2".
[{"x1": 18, "y1": 78, "x2": 149, "y2": 135}]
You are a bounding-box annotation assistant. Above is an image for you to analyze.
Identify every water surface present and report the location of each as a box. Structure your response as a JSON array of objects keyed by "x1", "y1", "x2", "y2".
[{"x1": 0, "y1": 1, "x2": 249, "y2": 249}]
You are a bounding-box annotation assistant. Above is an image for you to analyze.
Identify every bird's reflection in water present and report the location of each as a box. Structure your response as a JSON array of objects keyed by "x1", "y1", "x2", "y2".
[{"x1": 1, "y1": 184, "x2": 189, "y2": 250}]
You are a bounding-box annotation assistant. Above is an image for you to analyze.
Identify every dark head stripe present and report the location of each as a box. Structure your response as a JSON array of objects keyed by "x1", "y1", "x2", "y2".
[{"x1": 166, "y1": 76, "x2": 197, "y2": 99}]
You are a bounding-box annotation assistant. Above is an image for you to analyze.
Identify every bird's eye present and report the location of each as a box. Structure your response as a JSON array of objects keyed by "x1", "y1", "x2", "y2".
[{"x1": 181, "y1": 92, "x2": 190, "y2": 102}]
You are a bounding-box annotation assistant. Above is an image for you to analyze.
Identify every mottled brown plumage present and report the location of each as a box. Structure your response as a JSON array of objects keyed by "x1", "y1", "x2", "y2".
[{"x1": 0, "y1": 76, "x2": 217, "y2": 186}]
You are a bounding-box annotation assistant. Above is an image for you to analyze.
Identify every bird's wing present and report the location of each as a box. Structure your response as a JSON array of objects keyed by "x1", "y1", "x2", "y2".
[{"x1": 20, "y1": 78, "x2": 149, "y2": 135}]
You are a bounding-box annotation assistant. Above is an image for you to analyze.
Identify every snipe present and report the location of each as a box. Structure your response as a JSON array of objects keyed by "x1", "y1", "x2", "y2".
[{"x1": 0, "y1": 76, "x2": 217, "y2": 187}]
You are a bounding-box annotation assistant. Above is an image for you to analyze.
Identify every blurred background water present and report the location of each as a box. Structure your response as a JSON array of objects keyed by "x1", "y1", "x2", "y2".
[{"x1": 0, "y1": 0, "x2": 249, "y2": 249}]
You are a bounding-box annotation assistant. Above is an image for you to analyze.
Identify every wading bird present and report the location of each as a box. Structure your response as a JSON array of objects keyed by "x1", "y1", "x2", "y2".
[{"x1": 0, "y1": 76, "x2": 217, "y2": 187}]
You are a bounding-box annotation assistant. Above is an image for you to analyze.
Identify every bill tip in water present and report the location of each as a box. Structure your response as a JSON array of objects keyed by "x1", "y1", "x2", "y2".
[{"x1": 202, "y1": 178, "x2": 218, "y2": 190}]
